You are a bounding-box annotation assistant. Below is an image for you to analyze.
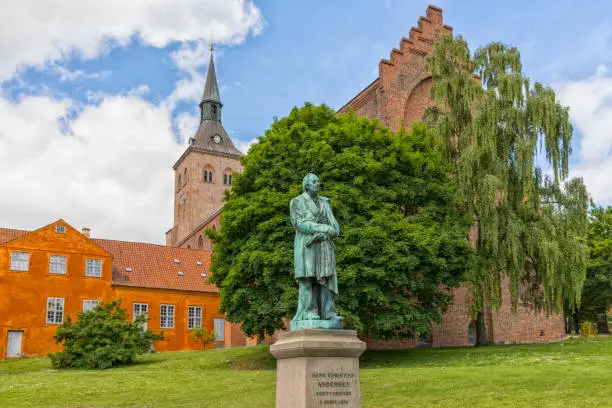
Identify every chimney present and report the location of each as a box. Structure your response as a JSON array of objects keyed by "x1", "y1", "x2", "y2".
[{"x1": 82, "y1": 227, "x2": 91, "y2": 238}]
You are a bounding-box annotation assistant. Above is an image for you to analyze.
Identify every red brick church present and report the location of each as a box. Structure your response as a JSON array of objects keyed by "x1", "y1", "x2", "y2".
[{"x1": 166, "y1": 5, "x2": 565, "y2": 348}]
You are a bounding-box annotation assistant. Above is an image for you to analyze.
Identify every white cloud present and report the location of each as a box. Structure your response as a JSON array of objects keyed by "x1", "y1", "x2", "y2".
[
  {"x1": 52, "y1": 66, "x2": 112, "y2": 82},
  {"x1": 234, "y1": 138, "x2": 259, "y2": 154},
  {"x1": 0, "y1": 0, "x2": 264, "y2": 81},
  {"x1": 0, "y1": 0, "x2": 265, "y2": 243},
  {"x1": 555, "y1": 67, "x2": 612, "y2": 204},
  {"x1": 0, "y1": 93, "x2": 182, "y2": 243},
  {"x1": 175, "y1": 111, "x2": 200, "y2": 145}
]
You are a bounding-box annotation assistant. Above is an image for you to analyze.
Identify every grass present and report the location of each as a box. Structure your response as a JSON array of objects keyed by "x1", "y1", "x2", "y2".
[{"x1": 1, "y1": 336, "x2": 611, "y2": 407}]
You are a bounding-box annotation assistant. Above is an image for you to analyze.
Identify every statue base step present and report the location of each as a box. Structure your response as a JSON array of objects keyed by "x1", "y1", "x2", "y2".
[
  {"x1": 270, "y1": 329, "x2": 366, "y2": 408},
  {"x1": 290, "y1": 317, "x2": 344, "y2": 331}
]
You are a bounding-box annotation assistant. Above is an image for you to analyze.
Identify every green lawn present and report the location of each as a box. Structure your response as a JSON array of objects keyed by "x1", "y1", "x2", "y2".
[{"x1": 1, "y1": 336, "x2": 610, "y2": 407}]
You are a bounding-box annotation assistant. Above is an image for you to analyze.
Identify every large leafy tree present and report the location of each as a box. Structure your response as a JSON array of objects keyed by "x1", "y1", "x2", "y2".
[
  {"x1": 209, "y1": 104, "x2": 471, "y2": 340},
  {"x1": 425, "y1": 36, "x2": 589, "y2": 345},
  {"x1": 570, "y1": 206, "x2": 612, "y2": 332}
]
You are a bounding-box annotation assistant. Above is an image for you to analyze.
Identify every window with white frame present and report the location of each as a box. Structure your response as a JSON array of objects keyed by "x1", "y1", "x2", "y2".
[
  {"x1": 188, "y1": 306, "x2": 202, "y2": 329},
  {"x1": 85, "y1": 259, "x2": 103, "y2": 277},
  {"x1": 55, "y1": 225, "x2": 66, "y2": 234},
  {"x1": 46, "y1": 297, "x2": 64, "y2": 324},
  {"x1": 49, "y1": 255, "x2": 67, "y2": 274},
  {"x1": 160, "y1": 304, "x2": 175, "y2": 329},
  {"x1": 82, "y1": 300, "x2": 100, "y2": 313},
  {"x1": 133, "y1": 303, "x2": 149, "y2": 330},
  {"x1": 214, "y1": 318, "x2": 225, "y2": 341},
  {"x1": 10, "y1": 252, "x2": 29, "y2": 271}
]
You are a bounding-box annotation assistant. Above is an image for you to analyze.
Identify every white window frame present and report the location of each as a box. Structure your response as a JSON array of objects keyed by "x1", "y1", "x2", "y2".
[
  {"x1": 160, "y1": 304, "x2": 175, "y2": 329},
  {"x1": 188, "y1": 306, "x2": 202, "y2": 329},
  {"x1": 46, "y1": 297, "x2": 64, "y2": 324},
  {"x1": 82, "y1": 300, "x2": 100, "y2": 313},
  {"x1": 49, "y1": 255, "x2": 67, "y2": 274},
  {"x1": 10, "y1": 252, "x2": 30, "y2": 272},
  {"x1": 85, "y1": 258, "x2": 103, "y2": 277},
  {"x1": 214, "y1": 318, "x2": 225, "y2": 341},
  {"x1": 133, "y1": 303, "x2": 149, "y2": 331},
  {"x1": 55, "y1": 225, "x2": 66, "y2": 234}
]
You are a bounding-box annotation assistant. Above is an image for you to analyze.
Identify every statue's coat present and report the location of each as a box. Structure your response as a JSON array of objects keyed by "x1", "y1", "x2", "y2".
[{"x1": 290, "y1": 192, "x2": 339, "y2": 295}]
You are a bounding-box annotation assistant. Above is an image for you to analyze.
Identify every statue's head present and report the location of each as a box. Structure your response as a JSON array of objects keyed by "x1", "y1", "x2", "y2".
[{"x1": 302, "y1": 173, "x2": 320, "y2": 194}]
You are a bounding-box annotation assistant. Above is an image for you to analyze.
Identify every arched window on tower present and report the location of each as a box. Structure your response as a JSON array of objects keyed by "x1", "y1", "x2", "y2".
[
  {"x1": 223, "y1": 168, "x2": 233, "y2": 186},
  {"x1": 203, "y1": 167, "x2": 213, "y2": 183},
  {"x1": 198, "y1": 236, "x2": 204, "y2": 250},
  {"x1": 183, "y1": 168, "x2": 188, "y2": 185},
  {"x1": 211, "y1": 105, "x2": 217, "y2": 118},
  {"x1": 177, "y1": 174, "x2": 182, "y2": 191}
]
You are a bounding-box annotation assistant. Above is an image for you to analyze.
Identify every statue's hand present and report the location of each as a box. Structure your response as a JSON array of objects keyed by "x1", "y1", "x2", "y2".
[
  {"x1": 305, "y1": 232, "x2": 325, "y2": 247},
  {"x1": 325, "y1": 225, "x2": 338, "y2": 237}
]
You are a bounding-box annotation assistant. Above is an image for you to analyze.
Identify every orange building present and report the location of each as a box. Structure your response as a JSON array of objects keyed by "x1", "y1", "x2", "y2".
[{"x1": 0, "y1": 220, "x2": 245, "y2": 359}]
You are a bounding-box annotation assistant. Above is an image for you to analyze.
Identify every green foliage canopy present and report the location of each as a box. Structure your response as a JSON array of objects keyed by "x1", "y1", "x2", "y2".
[
  {"x1": 576, "y1": 206, "x2": 612, "y2": 321},
  {"x1": 50, "y1": 300, "x2": 162, "y2": 369},
  {"x1": 209, "y1": 104, "x2": 472, "y2": 339},
  {"x1": 425, "y1": 35, "x2": 589, "y2": 315}
]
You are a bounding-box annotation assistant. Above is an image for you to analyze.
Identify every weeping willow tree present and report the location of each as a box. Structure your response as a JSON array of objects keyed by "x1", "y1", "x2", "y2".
[{"x1": 425, "y1": 35, "x2": 589, "y2": 345}]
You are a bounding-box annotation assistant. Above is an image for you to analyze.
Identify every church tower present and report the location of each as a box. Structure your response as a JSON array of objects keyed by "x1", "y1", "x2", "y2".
[{"x1": 166, "y1": 48, "x2": 243, "y2": 247}]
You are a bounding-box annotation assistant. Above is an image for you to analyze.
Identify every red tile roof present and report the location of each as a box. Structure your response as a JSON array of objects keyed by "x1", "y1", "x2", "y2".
[
  {"x1": 0, "y1": 228, "x2": 27, "y2": 244},
  {"x1": 0, "y1": 227, "x2": 217, "y2": 293},
  {"x1": 93, "y1": 239, "x2": 217, "y2": 293}
]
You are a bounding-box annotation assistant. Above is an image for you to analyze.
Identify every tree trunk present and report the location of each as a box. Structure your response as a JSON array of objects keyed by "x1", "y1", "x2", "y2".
[
  {"x1": 475, "y1": 309, "x2": 489, "y2": 346},
  {"x1": 573, "y1": 314, "x2": 580, "y2": 335}
]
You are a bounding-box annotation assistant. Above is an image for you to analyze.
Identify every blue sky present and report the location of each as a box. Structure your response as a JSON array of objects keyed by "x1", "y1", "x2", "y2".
[{"x1": 0, "y1": 0, "x2": 611, "y2": 243}]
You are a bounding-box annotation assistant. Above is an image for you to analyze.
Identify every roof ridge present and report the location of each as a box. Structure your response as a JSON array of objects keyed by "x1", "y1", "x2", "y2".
[{"x1": 92, "y1": 237, "x2": 210, "y2": 252}]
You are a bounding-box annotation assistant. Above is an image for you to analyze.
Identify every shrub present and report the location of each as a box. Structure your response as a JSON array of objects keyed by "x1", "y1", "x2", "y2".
[
  {"x1": 580, "y1": 321, "x2": 598, "y2": 341},
  {"x1": 191, "y1": 324, "x2": 216, "y2": 350},
  {"x1": 50, "y1": 299, "x2": 163, "y2": 369}
]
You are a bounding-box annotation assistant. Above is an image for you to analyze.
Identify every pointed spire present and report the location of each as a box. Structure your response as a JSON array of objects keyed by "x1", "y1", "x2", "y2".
[
  {"x1": 199, "y1": 45, "x2": 223, "y2": 122},
  {"x1": 202, "y1": 54, "x2": 221, "y2": 104}
]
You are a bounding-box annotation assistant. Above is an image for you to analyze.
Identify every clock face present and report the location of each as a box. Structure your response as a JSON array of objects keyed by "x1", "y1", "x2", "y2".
[{"x1": 213, "y1": 134, "x2": 222, "y2": 144}]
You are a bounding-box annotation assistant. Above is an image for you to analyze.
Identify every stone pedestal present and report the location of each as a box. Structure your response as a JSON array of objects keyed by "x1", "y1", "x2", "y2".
[{"x1": 270, "y1": 329, "x2": 366, "y2": 408}]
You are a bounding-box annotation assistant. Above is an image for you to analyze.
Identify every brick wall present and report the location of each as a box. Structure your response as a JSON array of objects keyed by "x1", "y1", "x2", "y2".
[
  {"x1": 340, "y1": 5, "x2": 566, "y2": 349},
  {"x1": 338, "y1": 5, "x2": 451, "y2": 133},
  {"x1": 172, "y1": 151, "x2": 241, "y2": 246}
]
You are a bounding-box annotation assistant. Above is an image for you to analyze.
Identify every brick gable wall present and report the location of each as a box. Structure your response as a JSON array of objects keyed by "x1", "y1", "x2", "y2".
[{"x1": 339, "y1": 5, "x2": 566, "y2": 349}]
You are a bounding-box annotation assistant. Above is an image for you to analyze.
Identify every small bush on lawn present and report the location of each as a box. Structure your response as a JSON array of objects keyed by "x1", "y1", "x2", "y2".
[
  {"x1": 581, "y1": 321, "x2": 598, "y2": 341},
  {"x1": 50, "y1": 299, "x2": 163, "y2": 369},
  {"x1": 191, "y1": 324, "x2": 216, "y2": 350}
]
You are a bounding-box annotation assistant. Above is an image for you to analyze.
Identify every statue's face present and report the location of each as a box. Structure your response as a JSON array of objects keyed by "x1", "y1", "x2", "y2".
[{"x1": 306, "y1": 176, "x2": 320, "y2": 194}]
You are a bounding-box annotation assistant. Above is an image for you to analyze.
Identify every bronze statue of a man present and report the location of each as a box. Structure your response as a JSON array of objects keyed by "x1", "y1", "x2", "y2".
[{"x1": 290, "y1": 173, "x2": 343, "y2": 330}]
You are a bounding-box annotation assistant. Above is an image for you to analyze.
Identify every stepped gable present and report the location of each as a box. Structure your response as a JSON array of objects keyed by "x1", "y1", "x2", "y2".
[
  {"x1": 94, "y1": 238, "x2": 217, "y2": 293},
  {"x1": 338, "y1": 5, "x2": 452, "y2": 132}
]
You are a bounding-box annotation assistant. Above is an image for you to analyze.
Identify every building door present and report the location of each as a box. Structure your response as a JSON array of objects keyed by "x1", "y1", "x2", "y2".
[{"x1": 6, "y1": 330, "x2": 23, "y2": 358}]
